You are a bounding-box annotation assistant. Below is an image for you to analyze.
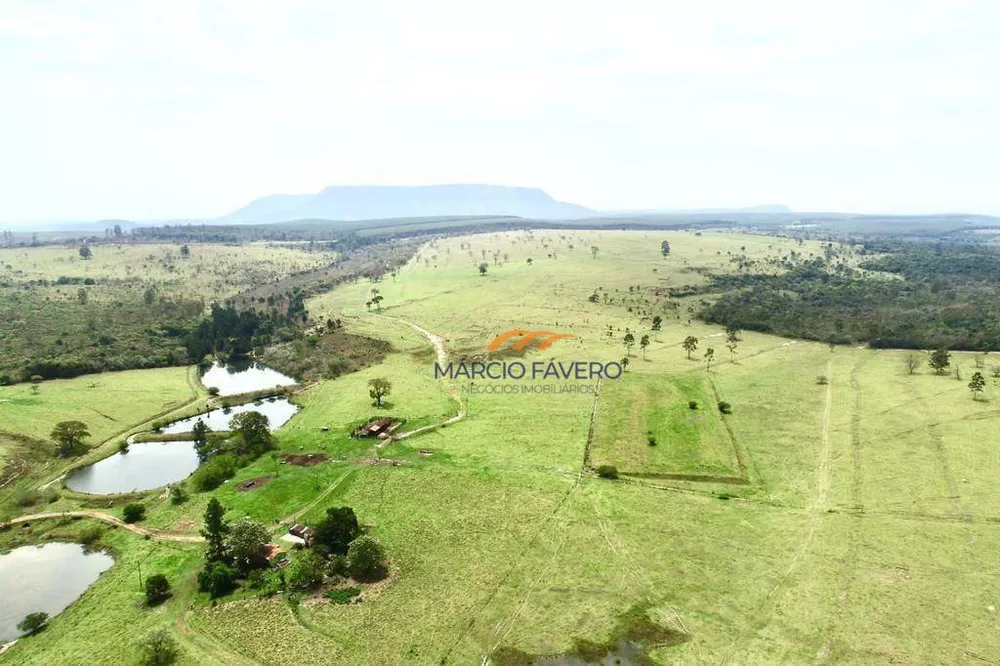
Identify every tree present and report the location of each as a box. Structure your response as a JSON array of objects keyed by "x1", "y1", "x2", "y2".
[
  {"x1": 79, "y1": 244, "x2": 92, "y2": 260},
  {"x1": 596, "y1": 465, "x2": 618, "y2": 479},
  {"x1": 704, "y1": 347, "x2": 715, "y2": 371},
  {"x1": 144, "y1": 574, "x2": 171, "y2": 606},
  {"x1": 229, "y1": 411, "x2": 272, "y2": 457},
  {"x1": 179, "y1": 244, "x2": 190, "y2": 258},
  {"x1": 969, "y1": 371, "x2": 986, "y2": 400},
  {"x1": 725, "y1": 325, "x2": 741, "y2": 344},
  {"x1": 660, "y1": 240, "x2": 671, "y2": 257},
  {"x1": 905, "y1": 352, "x2": 921, "y2": 375},
  {"x1": 123, "y1": 503, "x2": 146, "y2": 523},
  {"x1": 192, "y1": 419, "x2": 213, "y2": 462},
  {"x1": 591, "y1": 246, "x2": 599, "y2": 259},
  {"x1": 682, "y1": 336, "x2": 699, "y2": 360},
  {"x1": 478, "y1": 262, "x2": 488, "y2": 275},
  {"x1": 227, "y1": 517, "x2": 270, "y2": 573},
  {"x1": 17, "y1": 612, "x2": 48, "y2": 635},
  {"x1": 201, "y1": 498, "x2": 230, "y2": 564},
  {"x1": 370, "y1": 288, "x2": 383, "y2": 312},
  {"x1": 368, "y1": 377, "x2": 392, "y2": 407},
  {"x1": 197, "y1": 561, "x2": 236, "y2": 598},
  {"x1": 347, "y1": 535, "x2": 388, "y2": 581},
  {"x1": 51, "y1": 420, "x2": 90, "y2": 457},
  {"x1": 313, "y1": 506, "x2": 361, "y2": 555},
  {"x1": 620, "y1": 356, "x2": 630, "y2": 370},
  {"x1": 929, "y1": 348, "x2": 951, "y2": 375},
  {"x1": 640, "y1": 334, "x2": 650, "y2": 360},
  {"x1": 113, "y1": 224, "x2": 123, "y2": 238},
  {"x1": 651, "y1": 315, "x2": 663, "y2": 339},
  {"x1": 287, "y1": 550, "x2": 326, "y2": 590},
  {"x1": 726, "y1": 341, "x2": 738, "y2": 362},
  {"x1": 623, "y1": 331, "x2": 635, "y2": 356},
  {"x1": 137, "y1": 629, "x2": 179, "y2": 666}
]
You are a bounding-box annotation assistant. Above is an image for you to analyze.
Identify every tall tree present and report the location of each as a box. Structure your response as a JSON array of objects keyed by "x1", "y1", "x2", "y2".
[
  {"x1": 929, "y1": 348, "x2": 951, "y2": 375},
  {"x1": 704, "y1": 347, "x2": 715, "y2": 371},
  {"x1": 51, "y1": 420, "x2": 90, "y2": 457},
  {"x1": 623, "y1": 331, "x2": 635, "y2": 356},
  {"x1": 201, "y1": 498, "x2": 230, "y2": 564},
  {"x1": 591, "y1": 246, "x2": 599, "y2": 258},
  {"x1": 969, "y1": 371, "x2": 986, "y2": 400},
  {"x1": 229, "y1": 411, "x2": 272, "y2": 457},
  {"x1": 682, "y1": 336, "x2": 699, "y2": 360},
  {"x1": 78, "y1": 244, "x2": 92, "y2": 260},
  {"x1": 313, "y1": 506, "x2": 361, "y2": 555},
  {"x1": 368, "y1": 377, "x2": 392, "y2": 407},
  {"x1": 651, "y1": 315, "x2": 663, "y2": 339},
  {"x1": 640, "y1": 334, "x2": 650, "y2": 360},
  {"x1": 660, "y1": 240, "x2": 671, "y2": 257},
  {"x1": 620, "y1": 356, "x2": 630, "y2": 370},
  {"x1": 227, "y1": 517, "x2": 271, "y2": 573},
  {"x1": 192, "y1": 419, "x2": 213, "y2": 462}
]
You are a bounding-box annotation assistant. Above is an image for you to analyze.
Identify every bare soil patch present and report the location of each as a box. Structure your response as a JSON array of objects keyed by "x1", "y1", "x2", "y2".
[
  {"x1": 281, "y1": 453, "x2": 328, "y2": 467},
  {"x1": 234, "y1": 475, "x2": 273, "y2": 492}
]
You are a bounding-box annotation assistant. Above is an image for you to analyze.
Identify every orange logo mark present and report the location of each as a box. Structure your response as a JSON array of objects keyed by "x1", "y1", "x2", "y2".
[{"x1": 487, "y1": 329, "x2": 575, "y2": 352}]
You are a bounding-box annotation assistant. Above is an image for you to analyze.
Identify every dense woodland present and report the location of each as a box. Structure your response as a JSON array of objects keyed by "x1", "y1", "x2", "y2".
[{"x1": 702, "y1": 243, "x2": 1000, "y2": 350}]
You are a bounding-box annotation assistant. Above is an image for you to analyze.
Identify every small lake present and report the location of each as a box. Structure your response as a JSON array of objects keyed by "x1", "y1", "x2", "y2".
[
  {"x1": 201, "y1": 360, "x2": 297, "y2": 397},
  {"x1": 162, "y1": 398, "x2": 299, "y2": 434},
  {"x1": 0, "y1": 543, "x2": 114, "y2": 642},
  {"x1": 65, "y1": 440, "x2": 200, "y2": 494}
]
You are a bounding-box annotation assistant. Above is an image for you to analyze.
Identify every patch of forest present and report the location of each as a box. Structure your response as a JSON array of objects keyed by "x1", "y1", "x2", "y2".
[{"x1": 701, "y1": 244, "x2": 1000, "y2": 350}]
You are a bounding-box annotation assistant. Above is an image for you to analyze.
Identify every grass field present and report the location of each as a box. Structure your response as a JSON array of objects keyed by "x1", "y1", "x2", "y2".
[
  {"x1": 4, "y1": 229, "x2": 1000, "y2": 664},
  {"x1": 0, "y1": 242, "x2": 336, "y2": 299}
]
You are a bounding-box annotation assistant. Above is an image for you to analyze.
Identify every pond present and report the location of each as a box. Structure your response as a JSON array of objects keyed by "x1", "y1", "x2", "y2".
[
  {"x1": 161, "y1": 397, "x2": 299, "y2": 434},
  {"x1": 0, "y1": 542, "x2": 114, "y2": 642},
  {"x1": 200, "y1": 360, "x2": 297, "y2": 397},
  {"x1": 65, "y1": 440, "x2": 200, "y2": 494}
]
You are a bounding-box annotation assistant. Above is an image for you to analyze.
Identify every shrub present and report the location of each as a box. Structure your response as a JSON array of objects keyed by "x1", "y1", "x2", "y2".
[
  {"x1": 347, "y1": 535, "x2": 388, "y2": 582},
  {"x1": 15, "y1": 488, "x2": 40, "y2": 507},
  {"x1": 688, "y1": 400, "x2": 698, "y2": 410},
  {"x1": 647, "y1": 436, "x2": 657, "y2": 446},
  {"x1": 137, "y1": 629, "x2": 179, "y2": 666},
  {"x1": 207, "y1": 386, "x2": 220, "y2": 397},
  {"x1": 816, "y1": 375, "x2": 829, "y2": 385},
  {"x1": 169, "y1": 485, "x2": 188, "y2": 505},
  {"x1": 198, "y1": 562, "x2": 236, "y2": 599},
  {"x1": 325, "y1": 586, "x2": 362, "y2": 604},
  {"x1": 118, "y1": 441, "x2": 130, "y2": 454},
  {"x1": 596, "y1": 465, "x2": 619, "y2": 480},
  {"x1": 287, "y1": 550, "x2": 326, "y2": 590},
  {"x1": 122, "y1": 503, "x2": 146, "y2": 523},
  {"x1": 17, "y1": 611, "x2": 49, "y2": 635},
  {"x1": 79, "y1": 524, "x2": 104, "y2": 546},
  {"x1": 718, "y1": 401, "x2": 732, "y2": 415},
  {"x1": 144, "y1": 573, "x2": 171, "y2": 606},
  {"x1": 43, "y1": 488, "x2": 60, "y2": 503},
  {"x1": 191, "y1": 454, "x2": 237, "y2": 491}
]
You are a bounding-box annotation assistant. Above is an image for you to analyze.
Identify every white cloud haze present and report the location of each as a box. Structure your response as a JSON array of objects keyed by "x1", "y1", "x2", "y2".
[{"x1": 1, "y1": 0, "x2": 998, "y2": 222}]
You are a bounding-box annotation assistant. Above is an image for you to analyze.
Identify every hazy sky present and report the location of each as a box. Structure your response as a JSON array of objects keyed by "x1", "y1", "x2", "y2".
[{"x1": 1, "y1": 0, "x2": 998, "y2": 223}]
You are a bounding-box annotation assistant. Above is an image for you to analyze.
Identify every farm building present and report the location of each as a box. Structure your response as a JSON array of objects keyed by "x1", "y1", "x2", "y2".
[
  {"x1": 281, "y1": 523, "x2": 316, "y2": 546},
  {"x1": 353, "y1": 418, "x2": 402, "y2": 438}
]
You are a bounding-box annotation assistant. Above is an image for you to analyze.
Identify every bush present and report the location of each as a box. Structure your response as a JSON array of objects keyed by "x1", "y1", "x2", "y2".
[
  {"x1": 347, "y1": 535, "x2": 388, "y2": 581},
  {"x1": 207, "y1": 386, "x2": 220, "y2": 397},
  {"x1": 191, "y1": 454, "x2": 237, "y2": 491},
  {"x1": 137, "y1": 629, "x2": 179, "y2": 666},
  {"x1": 17, "y1": 611, "x2": 49, "y2": 635},
  {"x1": 718, "y1": 401, "x2": 732, "y2": 415},
  {"x1": 198, "y1": 561, "x2": 236, "y2": 599},
  {"x1": 118, "y1": 441, "x2": 130, "y2": 454},
  {"x1": 144, "y1": 573, "x2": 171, "y2": 606},
  {"x1": 14, "y1": 488, "x2": 40, "y2": 507},
  {"x1": 596, "y1": 465, "x2": 619, "y2": 480},
  {"x1": 287, "y1": 550, "x2": 326, "y2": 590},
  {"x1": 122, "y1": 503, "x2": 146, "y2": 523},
  {"x1": 324, "y1": 586, "x2": 362, "y2": 604},
  {"x1": 647, "y1": 436, "x2": 657, "y2": 447},
  {"x1": 79, "y1": 524, "x2": 104, "y2": 546},
  {"x1": 169, "y1": 485, "x2": 188, "y2": 505},
  {"x1": 688, "y1": 400, "x2": 698, "y2": 410},
  {"x1": 816, "y1": 375, "x2": 829, "y2": 385}
]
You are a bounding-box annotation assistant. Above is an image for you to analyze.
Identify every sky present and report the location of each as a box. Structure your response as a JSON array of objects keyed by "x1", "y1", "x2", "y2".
[{"x1": 1, "y1": 0, "x2": 998, "y2": 223}]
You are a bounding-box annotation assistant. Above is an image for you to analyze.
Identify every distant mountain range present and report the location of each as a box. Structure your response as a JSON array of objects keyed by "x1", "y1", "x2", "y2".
[{"x1": 217, "y1": 184, "x2": 595, "y2": 224}]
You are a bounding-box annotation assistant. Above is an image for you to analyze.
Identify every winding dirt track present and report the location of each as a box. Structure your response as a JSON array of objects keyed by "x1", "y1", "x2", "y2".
[{"x1": 1, "y1": 511, "x2": 205, "y2": 543}]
